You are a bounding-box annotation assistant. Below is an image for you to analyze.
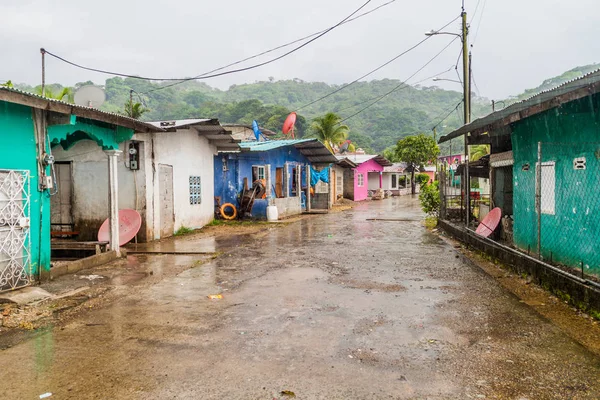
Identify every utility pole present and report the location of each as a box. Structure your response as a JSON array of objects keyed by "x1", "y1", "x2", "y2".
[
  {"x1": 461, "y1": 10, "x2": 471, "y2": 227},
  {"x1": 433, "y1": 127, "x2": 438, "y2": 178},
  {"x1": 129, "y1": 89, "x2": 134, "y2": 117},
  {"x1": 40, "y1": 48, "x2": 46, "y2": 97}
]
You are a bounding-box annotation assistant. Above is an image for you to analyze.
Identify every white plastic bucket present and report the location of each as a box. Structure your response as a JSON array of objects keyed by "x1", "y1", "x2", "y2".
[{"x1": 266, "y1": 205, "x2": 279, "y2": 221}]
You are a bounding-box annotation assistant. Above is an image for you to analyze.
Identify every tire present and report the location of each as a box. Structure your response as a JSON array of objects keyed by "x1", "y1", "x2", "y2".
[{"x1": 220, "y1": 203, "x2": 237, "y2": 220}]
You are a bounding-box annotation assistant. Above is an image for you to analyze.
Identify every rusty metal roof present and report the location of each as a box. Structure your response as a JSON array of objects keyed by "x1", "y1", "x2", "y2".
[
  {"x1": 439, "y1": 68, "x2": 600, "y2": 143},
  {"x1": 0, "y1": 86, "x2": 162, "y2": 133}
]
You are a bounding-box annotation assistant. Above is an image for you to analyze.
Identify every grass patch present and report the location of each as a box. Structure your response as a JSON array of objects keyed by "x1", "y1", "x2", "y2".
[
  {"x1": 424, "y1": 216, "x2": 438, "y2": 230},
  {"x1": 207, "y1": 219, "x2": 270, "y2": 227},
  {"x1": 174, "y1": 226, "x2": 194, "y2": 236}
]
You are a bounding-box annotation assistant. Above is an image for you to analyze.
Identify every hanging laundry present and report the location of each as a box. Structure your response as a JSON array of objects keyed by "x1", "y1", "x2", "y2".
[{"x1": 310, "y1": 166, "x2": 330, "y2": 186}]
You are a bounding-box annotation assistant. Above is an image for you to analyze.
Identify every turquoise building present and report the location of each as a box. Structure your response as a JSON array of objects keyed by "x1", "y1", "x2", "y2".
[
  {"x1": 0, "y1": 87, "x2": 157, "y2": 291},
  {"x1": 439, "y1": 69, "x2": 600, "y2": 278}
]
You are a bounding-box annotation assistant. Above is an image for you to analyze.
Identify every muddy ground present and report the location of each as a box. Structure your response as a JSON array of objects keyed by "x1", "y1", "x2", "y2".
[{"x1": 0, "y1": 196, "x2": 599, "y2": 399}]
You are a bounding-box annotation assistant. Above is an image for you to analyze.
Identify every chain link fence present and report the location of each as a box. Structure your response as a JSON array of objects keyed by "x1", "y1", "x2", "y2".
[{"x1": 513, "y1": 142, "x2": 600, "y2": 279}]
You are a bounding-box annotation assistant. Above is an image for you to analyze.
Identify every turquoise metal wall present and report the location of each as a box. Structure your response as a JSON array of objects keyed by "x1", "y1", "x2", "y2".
[
  {"x1": 512, "y1": 93, "x2": 600, "y2": 276},
  {"x1": 0, "y1": 101, "x2": 51, "y2": 276}
]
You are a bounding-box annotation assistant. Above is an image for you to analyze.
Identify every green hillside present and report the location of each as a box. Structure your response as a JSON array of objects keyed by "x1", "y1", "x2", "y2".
[{"x1": 11, "y1": 63, "x2": 598, "y2": 153}]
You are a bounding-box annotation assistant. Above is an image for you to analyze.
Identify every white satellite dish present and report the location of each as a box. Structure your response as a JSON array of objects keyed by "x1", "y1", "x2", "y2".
[{"x1": 74, "y1": 85, "x2": 106, "y2": 108}]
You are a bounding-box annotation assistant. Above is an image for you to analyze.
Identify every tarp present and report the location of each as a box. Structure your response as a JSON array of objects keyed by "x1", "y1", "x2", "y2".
[{"x1": 310, "y1": 166, "x2": 329, "y2": 187}]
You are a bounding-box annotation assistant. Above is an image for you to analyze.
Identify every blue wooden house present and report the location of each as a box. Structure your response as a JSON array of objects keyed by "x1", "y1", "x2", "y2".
[{"x1": 214, "y1": 139, "x2": 337, "y2": 219}]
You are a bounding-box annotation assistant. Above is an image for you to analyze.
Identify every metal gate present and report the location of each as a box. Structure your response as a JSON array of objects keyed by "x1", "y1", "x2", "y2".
[{"x1": 0, "y1": 170, "x2": 32, "y2": 292}]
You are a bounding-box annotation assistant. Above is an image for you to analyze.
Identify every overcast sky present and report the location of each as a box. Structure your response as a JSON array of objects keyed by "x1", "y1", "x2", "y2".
[{"x1": 2, "y1": 0, "x2": 599, "y2": 100}]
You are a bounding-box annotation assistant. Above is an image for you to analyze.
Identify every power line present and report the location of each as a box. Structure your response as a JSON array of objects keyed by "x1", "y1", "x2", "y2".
[
  {"x1": 43, "y1": 0, "x2": 374, "y2": 83},
  {"x1": 333, "y1": 65, "x2": 455, "y2": 114},
  {"x1": 471, "y1": 0, "x2": 488, "y2": 47},
  {"x1": 145, "y1": 0, "x2": 399, "y2": 94},
  {"x1": 339, "y1": 36, "x2": 460, "y2": 123},
  {"x1": 294, "y1": 14, "x2": 461, "y2": 112},
  {"x1": 432, "y1": 100, "x2": 464, "y2": 130}
]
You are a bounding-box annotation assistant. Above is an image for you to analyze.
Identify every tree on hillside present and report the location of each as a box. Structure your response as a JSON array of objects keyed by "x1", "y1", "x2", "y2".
[
  {"x1": 1, "y1": 80, "x2": 13, "y2": 88},
  {"x1": 395, "y1": 134, "x2": 440, "y2": 194},
  {"x1": 469, "y1": 144, "x2": 490, "y2": 161},
  {"x1": 123, "y1": 99, "x2": 149, "y2": 119},
  {"x1": 310, "y1": 112, "x2": 349, "y2": 152}
]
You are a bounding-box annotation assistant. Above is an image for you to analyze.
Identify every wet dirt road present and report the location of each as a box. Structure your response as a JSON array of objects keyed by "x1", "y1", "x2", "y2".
[{"x1": 1, "y1": 196, "x2": 599, "y2": 399}]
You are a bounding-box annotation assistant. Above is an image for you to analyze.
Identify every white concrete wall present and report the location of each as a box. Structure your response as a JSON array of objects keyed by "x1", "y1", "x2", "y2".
[
  {"x1": 273, "y1": 197, "x2": 302, "y2": 219},
  {"x1": 136, "y1": 129, "x2": 217, "y2": 239},
  {"x1": 367, "y1": 172, "x2": 381, "y2": 190},
  {"x1": 52, "y1": 140, "x2": 146, "y2": 240}
]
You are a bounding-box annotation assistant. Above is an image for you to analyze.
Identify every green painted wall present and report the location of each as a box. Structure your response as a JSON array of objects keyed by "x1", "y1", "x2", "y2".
[
  {"x1": 0, "y1": 101, "x2": 51, "y2": 276},
  {"x1": 512, "y1": 93, "x2": 600, "y2": 276}
]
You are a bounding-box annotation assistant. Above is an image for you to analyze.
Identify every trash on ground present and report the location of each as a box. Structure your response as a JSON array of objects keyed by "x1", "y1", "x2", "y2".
[
  {"x1": 78, "y1": 275, "x2": 104, "y2": 281},
  {"x1": 280, "y1": 390, "x2": 296, "y2": 397},
  {"x1": 39, "y1": 393, "x2": 52, "y2": 399},
  {"x1": 207, "y1": 294, "x2": 223, "y2": 300}
]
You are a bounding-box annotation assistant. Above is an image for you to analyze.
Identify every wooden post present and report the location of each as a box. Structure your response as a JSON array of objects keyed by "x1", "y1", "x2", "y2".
[
  {"x1": 536, "y1": 142, "x2": 542, "y2": 259},
  {"x1": 296, "y1": 165, "x2": 301, "y2": 198},
  {"x1": 265, "y1": 164, "x2": 272, "y2": 204},
  {"x1": 306, "y1": 165, "x2": 311, "y2": 212}
]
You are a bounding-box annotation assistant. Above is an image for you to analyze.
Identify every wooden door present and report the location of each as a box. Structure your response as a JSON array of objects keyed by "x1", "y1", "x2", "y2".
[
  {"x1": 275, "y1": 167, "x2": 283, "y2": 198},
  {"x1": 50, "y1": 162, "x2": 73, "y2": 232},
  {"x1": 158, "y1": 164, "x2": 174, "y2": 238}
]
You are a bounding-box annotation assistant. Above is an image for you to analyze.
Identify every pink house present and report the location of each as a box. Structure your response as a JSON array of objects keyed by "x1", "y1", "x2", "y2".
[{"x1": 336, "y1": 155, "x2": 392, "y2": 201}]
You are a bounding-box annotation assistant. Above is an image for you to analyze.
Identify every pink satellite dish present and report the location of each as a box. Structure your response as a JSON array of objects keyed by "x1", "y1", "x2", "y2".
[
  {"x1": 475, "y1": 207, "x2": 502, "y2": 238},
  {"x1": 282, "y1": 112, "x2": 297, "y2": 138},
  {"x1": 98, "y1": 209, "x2": 142, "y2": 246}
]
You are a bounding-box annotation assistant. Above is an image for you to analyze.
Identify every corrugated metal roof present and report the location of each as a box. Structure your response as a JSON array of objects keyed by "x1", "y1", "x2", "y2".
[
  {"x1": 383, "y1": 162, "x2": 407, "y2": 173},
  {"x1": 439, "y1": 68, "x2": 600, "y2": 143},
  {"x1": 0, "y1": 86, "x2": 162, "y2": 133},
  {"x1": 148, "y1": 118, "x2": 240, "y2": 152},
  {"x1": 148, "y1": 118, "x2": 212, "y2": 129},
  {"x1": 335, "y1": 154, "x2": 392, "y2": 167},
  {"x1": 238, "y1": 139, "x2": 337, "y2": 163},
  {"x1": 239, "y1": 139, "x2": 314, "y2": 150}
]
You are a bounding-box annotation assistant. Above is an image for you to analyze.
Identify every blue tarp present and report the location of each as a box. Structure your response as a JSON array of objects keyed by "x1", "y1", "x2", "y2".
[{"x1": 310, "y1": 166, "x2": 329, "y2": 186}]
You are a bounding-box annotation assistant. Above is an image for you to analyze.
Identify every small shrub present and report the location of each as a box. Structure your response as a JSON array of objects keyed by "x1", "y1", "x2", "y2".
[
  {"x1": 415, "y1": 173, "x2": 430, "y2": 186},
  {"x1": 419, "y1": 181, "x2": 440, "y2": 216},
  {"x1": 174, "y1": 226, "x2": 194, "y2": 236}
]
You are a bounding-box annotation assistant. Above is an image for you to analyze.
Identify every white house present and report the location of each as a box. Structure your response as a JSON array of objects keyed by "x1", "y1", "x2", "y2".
[{"x1": 51, "y1": 118, "x2": 238, "y2": 242}]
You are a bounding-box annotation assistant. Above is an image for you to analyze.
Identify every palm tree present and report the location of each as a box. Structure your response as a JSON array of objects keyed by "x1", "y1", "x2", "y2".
[
  {"x1": 123, "y1": 99, "x2": 149, "y2": 119},
  {"x1": 34, "y1": 86, "x2": 74, "y2": 102},
  {"x1": 469, "y1": 145, "x2": 490, "y2": 162},
  {"x1": 310, "y1": 112, "x2": 349, "y2": 153}
]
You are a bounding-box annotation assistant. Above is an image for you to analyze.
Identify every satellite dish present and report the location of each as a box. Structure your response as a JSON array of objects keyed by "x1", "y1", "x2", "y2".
[
  {"x1": 282, "y1": 112, "x2": 297, "y2": 138},
  {"x1": 74, "y1": 85, "x2": 106, "y2": 108}
]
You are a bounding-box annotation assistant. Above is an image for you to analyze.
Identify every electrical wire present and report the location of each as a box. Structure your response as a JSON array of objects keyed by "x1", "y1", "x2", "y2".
[
  {"x1": 43, "y1": 0, "x2": 373, "y2": 83},
  {"x1": 470, "y1": 0, "x2": 482, "y2": 23},
  {"x1": 339, "y1": 36, "x2": 459, "y2": 123},
  {"x1": 399, "y1": 99, "x2": 463, "y2": 136},
  {"x1": 145, "y1": 0, "x2": 398, "y2": 94},
  {"x1": 471, "y1": 0, "x2": 488, "y2": 47},
  {"x1": 333, "y1": 65, "x2": 455, "y2": 114},
  {"x1": 294, "y1": 14, "x2": 461, "y2": 112}
]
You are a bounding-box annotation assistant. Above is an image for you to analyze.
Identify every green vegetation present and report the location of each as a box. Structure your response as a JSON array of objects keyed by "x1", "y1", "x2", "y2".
[
  {"x1": 174, "y1": 226, "x2": 194, "y2": 236},
  {"x1": 9, "y1": 63, "x2": 598, "y2": 152},
  {"x1": 419, "y1": 181, "x2": 440, "y2": 217},
  {"x1": 308, "y1": 112, "x2": 350, "y2": 152},
  {"x1": 394, "y1": 134, "x2": 439, "y2": 194},
  {"x1": 415, "y1": 173, "x2": 430, "y2": 187}
]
